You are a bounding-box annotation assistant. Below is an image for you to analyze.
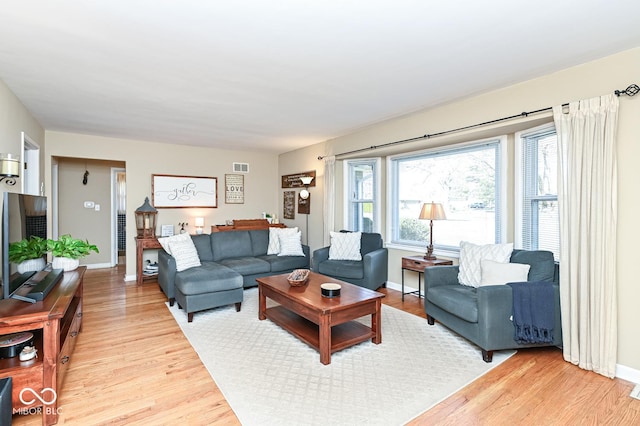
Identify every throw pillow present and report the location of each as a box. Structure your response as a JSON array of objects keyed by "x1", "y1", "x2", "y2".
[
  {"x1": 158, "y1": 233, "x2": 201, "y2": 272},
  {"x1": 458, "y1": 241, "x2": 513, "y2": 287},
  {"x1": 267, "y1": 227, "x2": 298, "y2": 255},
  {"x1": 277, "y1": 231, "x2": 304, "y2": 256},
  {"x1": 328, "y1": 231, "x2": 362, "y2": 261},
  {"x1": 480, "y1": 259, "x2": 530, "y2": 286}
]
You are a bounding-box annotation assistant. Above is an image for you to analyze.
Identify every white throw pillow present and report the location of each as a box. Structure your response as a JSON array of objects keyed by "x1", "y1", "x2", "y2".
[
  {"x1": 328, "y1": 231, "x2": 362, "y2": 261},
  {"x1": 277, "y1": 231, "x2": 304, "y2": 256},
  {"x1": 480, "y1": 259, "x2": 530, "y2": 286},
  {"x1": 458, "y1": 241, "x2": 513, "y2": 287},
  {"x1": 267, "y1": 227, "x2": 298, "y2": 255},
  {"x1": 158, "y1": 233, "x2": 201, "y2": 272}
]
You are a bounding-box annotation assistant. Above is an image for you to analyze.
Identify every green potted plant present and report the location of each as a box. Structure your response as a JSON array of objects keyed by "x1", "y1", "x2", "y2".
[
  {"x1": 8, "y1": 236, "x2": 49, "y2": 273},
  {"x1": 48, "y1": 234, "x2": 99, "y2": 271}
]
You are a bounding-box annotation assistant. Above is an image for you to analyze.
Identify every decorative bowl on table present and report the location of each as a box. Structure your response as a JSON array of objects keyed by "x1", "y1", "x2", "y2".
[{"x1": 287, "y1": 269, "x2": 310, "y2": 286}]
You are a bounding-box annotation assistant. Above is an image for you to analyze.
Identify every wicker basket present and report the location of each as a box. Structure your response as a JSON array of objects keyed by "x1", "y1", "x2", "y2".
[{"x1": 287, "y1": 269, "x2": 310, "y2": 286}]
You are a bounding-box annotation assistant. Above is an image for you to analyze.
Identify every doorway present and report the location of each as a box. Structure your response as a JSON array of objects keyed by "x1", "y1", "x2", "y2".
[{"x1": 112, "y1": 168, "x2": 126, "y2": 265}]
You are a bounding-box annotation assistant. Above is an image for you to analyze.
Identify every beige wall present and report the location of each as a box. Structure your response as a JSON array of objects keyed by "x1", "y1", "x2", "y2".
[
  {"x1": 56, "y1": 158, "x2": 124, "y2": 266},
  {"x1": 0, "y1": 80, "x2": 45, "y2": 192},
  {"x1": 280, "y1": 47, "x2": 640, "y2": 374},
  {"x1": 45, "y1": 131, "x2": 281, "y2": 278}
]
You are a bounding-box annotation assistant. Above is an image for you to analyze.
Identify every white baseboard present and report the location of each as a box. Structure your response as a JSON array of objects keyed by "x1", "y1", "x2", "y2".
[
  {"x1": 616, "y1": 363, "x2": 640, "y2": 384},
  {"x1": 82, "y1": 262, "x2": 114, "y2": 270},
  {"x1": 124, "y1": 274, "x2": 136, "y2": 282},
  {"x1": 386, "y1": 280, "x2": 418, "y2": 293}
]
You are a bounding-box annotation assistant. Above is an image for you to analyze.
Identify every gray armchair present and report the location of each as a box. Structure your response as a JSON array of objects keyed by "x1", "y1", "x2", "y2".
[
  {"x1": 424, "y1": 249, "x2": 562, "y2": 362},
  {"x1": 312, "y1": 232, "x2": 388, "y2": 291}
]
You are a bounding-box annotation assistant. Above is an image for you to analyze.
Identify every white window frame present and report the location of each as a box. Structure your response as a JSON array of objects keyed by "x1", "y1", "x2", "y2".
[
  {"x1": 515, "y1": 122, "x2": 558, "y2": 256},
  {"x1": 343, "y1": 158, "x2": 381, "y2": 233},
  {"x1": 386, "y1": 137, "x2": 508, "y2": 256}
]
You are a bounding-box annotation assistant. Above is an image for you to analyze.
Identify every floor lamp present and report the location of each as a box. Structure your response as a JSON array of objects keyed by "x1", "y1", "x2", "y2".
[
  {"x1": 418, "y1": 202, "x2": 446, "y2": 260},
  {"x1": 299, "y1": 176, "x2": 314, "y2": 244}
]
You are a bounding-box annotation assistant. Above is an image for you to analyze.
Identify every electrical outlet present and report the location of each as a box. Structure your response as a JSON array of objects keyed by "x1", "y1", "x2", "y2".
[{"x1": 631, "y1": 384, "x2": 640, "y2": 400}]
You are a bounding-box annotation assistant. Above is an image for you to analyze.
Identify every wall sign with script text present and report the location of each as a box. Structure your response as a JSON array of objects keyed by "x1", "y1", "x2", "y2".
[
  {"x1": 225, "y1": 174, "x2": 244, "y2": 204},
  {"x1": 152, "y1": 174, "x2": 218, "y2": 208}
]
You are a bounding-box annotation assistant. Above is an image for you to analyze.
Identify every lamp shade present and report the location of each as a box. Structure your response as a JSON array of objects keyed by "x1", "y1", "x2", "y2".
[
  {"x1": 300, "y1": 176, "x2": 314, "y2": 186},
  {"x1": 418, "y1": 202, "x2": 446, "y2": 221},
  {"x1": 194, "y1": 217, "x2": 204, "y2": 227},
  {"x1": 0, "y1": 154, "x2": 20, "y2": 177}
]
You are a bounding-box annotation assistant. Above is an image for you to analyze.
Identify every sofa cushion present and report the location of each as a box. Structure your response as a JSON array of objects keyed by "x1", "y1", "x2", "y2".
[
  {"x1": 480, "y1": 259, "x2": 530, "y2": 286},
  {"x1": 510, "y1": 249, "x2": 556, "y2": 282},
  {"x1": 217, "y1": 257, "x2": 270, "y2": 275},
  {"x1": 427, "y1": 285, "x2": 479, "y2": 323},
  {"x1": 317, "y1": 259, "x2": 364, "y2": 280},
  {"x1": 212, "y1": 231, "x2": 253, "y2": 261},
  {"x1": 360, "y1": 232, "x2": 383, "y2": 255},
  {"x1": 259, "y1": 254, "x2": 309, "y2": 273},
  {"x1": 191, "y1": 234, "x2": 214, "y2": 262},
  {"x1": 250, "y1": 229, "x2": 270, "y2": 257},
  {"x1": 175, "y1": 262, "x2": 242, "y2": 295},
  {"x1": 458, "y1": 241, "x2": 513, "y2": 287},
  {"x1": 329, "y1": 231, "x2": 362, "y2": 260}
]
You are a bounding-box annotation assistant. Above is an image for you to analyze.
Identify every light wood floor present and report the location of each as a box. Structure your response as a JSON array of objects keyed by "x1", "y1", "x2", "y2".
[{"x1": 13, "y1": 264, "x2": 640, "y2": 425}]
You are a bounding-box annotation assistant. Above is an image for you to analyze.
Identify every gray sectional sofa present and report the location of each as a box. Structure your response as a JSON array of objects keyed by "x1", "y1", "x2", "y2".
[{"x1": 158, "y1": 230, "x2": 310, "y2": 321}]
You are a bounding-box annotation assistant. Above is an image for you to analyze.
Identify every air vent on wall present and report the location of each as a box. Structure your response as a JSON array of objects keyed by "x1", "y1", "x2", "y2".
[{"x1": 233, "y1": 162, "x2": 249, "y2": 173}]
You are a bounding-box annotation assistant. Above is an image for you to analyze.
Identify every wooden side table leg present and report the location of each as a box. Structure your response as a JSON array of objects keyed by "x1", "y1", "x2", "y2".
[{"x1": 319, "y1": 314, "x2": 331, "y2": 365}]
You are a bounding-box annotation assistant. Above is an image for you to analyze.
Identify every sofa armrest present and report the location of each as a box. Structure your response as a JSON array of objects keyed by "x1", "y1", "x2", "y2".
[
  {"x1": 311, "y1": 247, "x2": 330, "y2": 272},
  {"x1": 158, "y1": 250, "x2": 177, "y2": 300},
  {"x1": 424, "y1": 265, "x2": 460, "y2": 289},
  {"x1": 363, "y1": 248, "x2": 388, "y2": 284}
]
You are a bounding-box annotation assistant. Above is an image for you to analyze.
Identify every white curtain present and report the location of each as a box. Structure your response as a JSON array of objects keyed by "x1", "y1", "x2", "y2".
[
  {"x1": 553, "y1": 94, "x2": 619, "y2": 378},
  {"x1": 323, "y1": 156, "x2": 336, "y2": 246}
]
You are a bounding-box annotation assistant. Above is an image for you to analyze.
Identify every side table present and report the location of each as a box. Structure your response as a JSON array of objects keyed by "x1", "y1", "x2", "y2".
[
  {"x1": 401, "y1": 256, "x2": 453, "y2": 301},
  {"x1": 136, "y1": 236, "x2": 162, "y2": 285}
]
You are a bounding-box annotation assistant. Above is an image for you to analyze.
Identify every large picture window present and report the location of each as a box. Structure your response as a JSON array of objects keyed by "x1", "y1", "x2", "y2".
[
  {"x1": 389, "y1": 139, "x2": 505, "y2": 250},
  {"x1": 516, "y1": 125, "x2": 559, "y2": 259},
  {"x1": 345, "y1": 159, "x2": 380, "y2": 233}
]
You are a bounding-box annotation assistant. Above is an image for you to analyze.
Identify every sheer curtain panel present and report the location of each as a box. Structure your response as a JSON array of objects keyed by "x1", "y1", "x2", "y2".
[
  {"x1": 553, "y1": 94, "x2": 619, "y2": 378},
  {"x1": 323, "y1": 156, "x2": 336, "y2": 246}
]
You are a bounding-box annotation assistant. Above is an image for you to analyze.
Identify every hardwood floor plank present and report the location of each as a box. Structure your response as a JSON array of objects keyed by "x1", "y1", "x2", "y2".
[{"x1": 11, "y1": 265, "x2": 640, "y2": 425}]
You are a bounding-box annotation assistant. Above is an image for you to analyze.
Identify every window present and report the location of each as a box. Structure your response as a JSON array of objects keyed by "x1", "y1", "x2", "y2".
[
  {"x1": 345, "y1": 159, "x2": 380, "y2": 233},
  {"x1": 389, "y1": 139, "x2": 505, "y2": 250},
  {"x1": 517, "y1": 126, "x2": 559, "y2": 259}
]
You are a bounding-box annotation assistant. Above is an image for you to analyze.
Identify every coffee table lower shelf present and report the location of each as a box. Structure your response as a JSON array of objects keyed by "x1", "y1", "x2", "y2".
[{"x1": 265, "y1": 306, "x2": 374, "y2": 355}]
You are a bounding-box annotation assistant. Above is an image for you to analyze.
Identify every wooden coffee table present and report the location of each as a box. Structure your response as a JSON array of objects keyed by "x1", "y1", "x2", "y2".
[{"x1": 257, "y1": 272, "x2": 384, "y2": 365}]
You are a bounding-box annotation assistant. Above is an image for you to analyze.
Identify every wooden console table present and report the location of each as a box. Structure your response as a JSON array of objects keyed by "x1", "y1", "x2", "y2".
[
  {"x1": 211, "y1": 218, "x2": 286, "y2": 232},
  {"x1": 136, "y1": 237, "x2": 162, "y2": 285},
  {"x1": 0, "y1": 267, "x2": 85, "y2": 425},
  {"x1": 401, "y1": 256, "x2": 453, "y2": 301}
]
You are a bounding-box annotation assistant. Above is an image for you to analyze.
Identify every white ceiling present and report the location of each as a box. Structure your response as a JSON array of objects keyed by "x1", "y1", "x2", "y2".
[{"x1": 1, "y1": 1, "x2": 640, "y2": 154}]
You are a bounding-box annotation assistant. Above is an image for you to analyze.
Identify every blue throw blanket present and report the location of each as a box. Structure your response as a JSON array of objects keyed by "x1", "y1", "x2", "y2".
[{"x1": 506, "y1": 281, "x2": 555, "y2": 344}]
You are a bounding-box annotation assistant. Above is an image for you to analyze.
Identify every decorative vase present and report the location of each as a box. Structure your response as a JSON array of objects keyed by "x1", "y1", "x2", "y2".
[
  {"x1": 16, "y1": 258, "x2": 46, "y2": 274},
  {"x1": 52, "y1": 257, "x2": 79, "y2": 272}
]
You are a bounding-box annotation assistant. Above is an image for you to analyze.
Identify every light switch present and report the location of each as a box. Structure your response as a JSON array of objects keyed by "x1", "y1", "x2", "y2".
[
  {"x1": 84, "y1": 201, "x2": 95, "y2": 208},
  {"x1": 94, "y1": 204, "x2": 101, "y2": 211}
]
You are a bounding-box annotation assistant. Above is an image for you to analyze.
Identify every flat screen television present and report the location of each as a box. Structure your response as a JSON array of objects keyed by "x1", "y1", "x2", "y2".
[{"x1": 1, "y1": 192, "x2": 62, "y2": 303}]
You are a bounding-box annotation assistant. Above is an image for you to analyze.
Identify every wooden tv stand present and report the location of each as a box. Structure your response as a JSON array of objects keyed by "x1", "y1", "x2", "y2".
[{"x1": 0, "y1": 266, "x2": 85, "y2": 425}]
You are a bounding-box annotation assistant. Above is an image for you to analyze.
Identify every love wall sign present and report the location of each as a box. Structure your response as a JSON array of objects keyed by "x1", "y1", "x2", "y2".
[{"x1": 225, "y1": 174, "x2": 244, "y2": 204}]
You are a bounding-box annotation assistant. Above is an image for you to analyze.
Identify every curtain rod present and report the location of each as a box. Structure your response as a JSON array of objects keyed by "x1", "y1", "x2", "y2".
[{"x1": 318, "y1": 83, "x2": 639, "y2": 160}]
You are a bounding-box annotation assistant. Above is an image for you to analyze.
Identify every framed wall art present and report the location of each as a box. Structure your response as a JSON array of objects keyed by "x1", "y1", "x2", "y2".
[
  {"x1": 225, "y1": 174, "x2": 244, "y2": 204},
  {"x1": 152, "y1": 174, "x2": 218, "y2": 208},
  {"x1": 283, "y1": 191, "x2": 296, "y2": 219}
]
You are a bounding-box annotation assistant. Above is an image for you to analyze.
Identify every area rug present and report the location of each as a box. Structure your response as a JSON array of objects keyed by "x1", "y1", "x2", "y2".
[{"x1": 166, "y1": 288, "x2": 513, "y2": 425}]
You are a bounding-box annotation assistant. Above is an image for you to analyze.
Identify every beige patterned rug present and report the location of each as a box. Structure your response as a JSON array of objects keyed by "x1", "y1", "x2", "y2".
[{"x1": 167, "y1": 288, "x2": 514, "y2": 425}]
